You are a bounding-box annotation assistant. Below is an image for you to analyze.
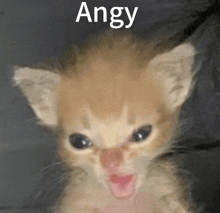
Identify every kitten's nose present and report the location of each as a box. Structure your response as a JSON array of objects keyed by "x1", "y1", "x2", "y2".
[{"x1": 100, "y1": 148, "x2": 124, "y2": 172}]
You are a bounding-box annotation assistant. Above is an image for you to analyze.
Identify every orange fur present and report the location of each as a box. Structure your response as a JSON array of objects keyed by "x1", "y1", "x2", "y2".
[{"x1": 14, "y1": 31, "x2": 197, "y2": 213}]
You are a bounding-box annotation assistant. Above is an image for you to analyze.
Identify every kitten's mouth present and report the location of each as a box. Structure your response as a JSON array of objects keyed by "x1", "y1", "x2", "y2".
[{"x1": 107, "y1": 174, "x2": 137, "y2": 199}]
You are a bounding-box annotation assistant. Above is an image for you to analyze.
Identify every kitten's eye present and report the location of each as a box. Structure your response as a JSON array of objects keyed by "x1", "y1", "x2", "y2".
[
  {"x1": 69, "y1": 134, "x2": 92, "y2": 149},
  {"x1": 130, "y1": 125, "x2": 152, "y2": 142}
]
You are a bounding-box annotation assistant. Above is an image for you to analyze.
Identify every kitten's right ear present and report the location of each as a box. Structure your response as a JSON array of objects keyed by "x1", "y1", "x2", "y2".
[
  {"x1": 13, "y1": 66, "x2": 61, "y2": 127},
  {"x1": 148, "y1": 43, "x2": 196, "y2": 110}
]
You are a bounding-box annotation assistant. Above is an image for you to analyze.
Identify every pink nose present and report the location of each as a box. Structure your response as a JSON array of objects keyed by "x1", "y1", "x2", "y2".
[{"x1": 100, "y1": 148, "x2": 124, "y2": 172}]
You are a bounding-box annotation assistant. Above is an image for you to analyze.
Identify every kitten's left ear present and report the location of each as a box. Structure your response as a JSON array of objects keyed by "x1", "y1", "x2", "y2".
[
  {"x1": 13, "y1": 66, "x2": 61, "y2": 126},
  {"x1": 148, "y1": 42, "x2": 197, "y2": 110}
]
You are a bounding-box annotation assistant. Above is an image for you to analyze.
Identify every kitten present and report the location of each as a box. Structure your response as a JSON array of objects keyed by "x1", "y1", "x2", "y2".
[{"x1": 13, "y1": 31, "x2": 197, "y2": 213}]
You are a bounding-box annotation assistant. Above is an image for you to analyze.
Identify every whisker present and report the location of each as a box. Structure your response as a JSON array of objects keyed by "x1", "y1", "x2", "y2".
[{"x1": 39, "y1": 161, "x2": 64, "y2": 173}]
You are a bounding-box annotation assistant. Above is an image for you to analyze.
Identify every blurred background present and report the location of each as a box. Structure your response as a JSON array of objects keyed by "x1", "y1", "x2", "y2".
[{"x1": 1, "y1": 0, "x2": 220, "y2": 212}]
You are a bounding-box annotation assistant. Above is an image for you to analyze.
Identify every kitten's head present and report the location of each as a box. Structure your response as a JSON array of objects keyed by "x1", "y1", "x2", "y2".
[{"x1": 14, "y1": 33, "x2": 196, "y2": 199}]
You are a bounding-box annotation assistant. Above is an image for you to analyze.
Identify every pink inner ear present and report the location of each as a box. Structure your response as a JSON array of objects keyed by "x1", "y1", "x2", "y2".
[{"x1": 100, "y1": 148, "x2": 124, "y2": 174}]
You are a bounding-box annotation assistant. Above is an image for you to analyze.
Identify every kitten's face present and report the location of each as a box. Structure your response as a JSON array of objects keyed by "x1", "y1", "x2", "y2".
[
  {"x1": 57, "y1": 65, "x2": 178, "y2": 199},
  {"x1": 13, "y1": 33, "x2": 195, "y2": 199}
]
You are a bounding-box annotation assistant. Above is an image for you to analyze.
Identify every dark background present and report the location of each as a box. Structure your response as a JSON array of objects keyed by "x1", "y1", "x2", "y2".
[{"x1": 1, "y1": 0, "x2": 220, "y2": 212}]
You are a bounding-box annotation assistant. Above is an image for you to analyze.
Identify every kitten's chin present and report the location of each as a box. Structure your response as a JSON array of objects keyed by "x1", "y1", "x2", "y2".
[{"x1": 107, "y1": 174, "x2": 137, "y2": 199}]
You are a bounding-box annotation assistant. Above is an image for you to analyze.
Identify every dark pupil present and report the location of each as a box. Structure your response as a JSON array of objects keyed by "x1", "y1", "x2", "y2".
[
  {"x1": 133, "y1": 126, "x2": 152, "y2": 142},
  {"x1": 69, "y1": 134, "x2": 91, "y2": 149}
]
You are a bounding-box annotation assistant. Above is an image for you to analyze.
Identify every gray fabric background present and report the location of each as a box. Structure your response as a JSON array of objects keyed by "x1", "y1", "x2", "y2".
[{"x1": 1, "y1": 0, "x2": 220, "y2": 212}]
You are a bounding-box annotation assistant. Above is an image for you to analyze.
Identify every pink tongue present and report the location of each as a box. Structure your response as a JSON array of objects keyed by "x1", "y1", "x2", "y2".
[{"x1": 108, "y1": 174, "x2": 136, "y2": 199}]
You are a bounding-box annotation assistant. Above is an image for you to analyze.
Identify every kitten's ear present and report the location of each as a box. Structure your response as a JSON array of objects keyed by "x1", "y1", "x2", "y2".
[
  {"x1": 148, "y1": 43, "x2": 196, "y2": 110},
  {"x1": 13, "y1": 66, "x2": 61, "y2": 126}
]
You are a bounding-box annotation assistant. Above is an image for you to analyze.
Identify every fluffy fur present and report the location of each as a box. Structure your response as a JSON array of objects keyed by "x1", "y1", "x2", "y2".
[{"x1": 14, "y1": 31, "x2": 197, "y2": 213}]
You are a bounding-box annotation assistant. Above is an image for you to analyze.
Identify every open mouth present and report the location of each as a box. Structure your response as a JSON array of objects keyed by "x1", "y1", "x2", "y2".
[{"x1": 107, "y1": 174, "x2": 137, "y2": 199}]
